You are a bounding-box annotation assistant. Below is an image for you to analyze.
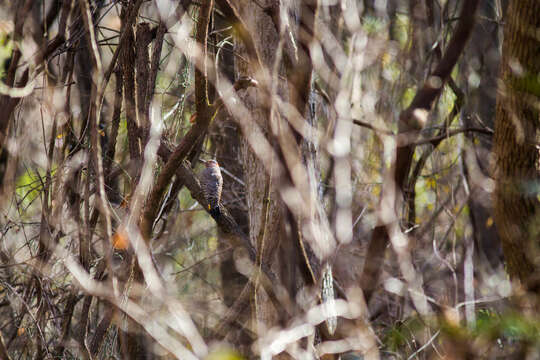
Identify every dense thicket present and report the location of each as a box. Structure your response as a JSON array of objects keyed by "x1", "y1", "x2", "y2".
[{"x1": 0, "y1": 0, "x2": 538, "y2": 359}]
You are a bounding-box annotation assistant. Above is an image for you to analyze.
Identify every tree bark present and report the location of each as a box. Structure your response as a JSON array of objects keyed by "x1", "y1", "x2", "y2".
[
  {"x1": 235, "y1": 0, "x2": 287, "y2": 335},
  {"x1": 210, "y1": 6, "x2": 252, "y2": 350},
  {"x1": 493, "y1": 0, "x2": 540, "y2": 284},
  {"x1": 459, "y1": 0, "x2": 504, "y2": 272}
]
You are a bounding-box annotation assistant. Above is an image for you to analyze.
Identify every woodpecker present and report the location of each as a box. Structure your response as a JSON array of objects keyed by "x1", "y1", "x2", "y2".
[{"x1": 200, "y1": 160, "x2": 223, "y2": 217}]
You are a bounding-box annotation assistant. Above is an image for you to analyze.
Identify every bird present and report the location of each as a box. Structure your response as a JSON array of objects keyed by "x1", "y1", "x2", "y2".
[{"x1": 200, "y1": 159, "x2": 223, "y2": 217}]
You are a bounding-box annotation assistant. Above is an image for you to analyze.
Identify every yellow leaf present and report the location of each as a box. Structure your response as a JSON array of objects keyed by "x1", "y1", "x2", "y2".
[
  {"x1": 444, "y1": 308, "x2": 460, "y2": 327},
  {"x1": 381, "y1": 52, "x2": 391, "y2": 67},
  {"x1": 206, "y1": 348, "x2": 243, "y2": 360},
  {"x1": 486, "y1": 217, "x2": 494, "y2": 228}
]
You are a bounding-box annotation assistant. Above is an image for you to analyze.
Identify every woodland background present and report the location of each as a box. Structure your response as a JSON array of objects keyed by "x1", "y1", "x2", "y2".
[{"x1": 0, "y1": 0, "x2": 539, "y2": 359}]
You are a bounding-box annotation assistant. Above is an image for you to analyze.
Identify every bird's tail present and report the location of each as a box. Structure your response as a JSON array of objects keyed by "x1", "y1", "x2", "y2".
[{"x1": 209, "y1": 206, "x2": 221, "y2": 218}]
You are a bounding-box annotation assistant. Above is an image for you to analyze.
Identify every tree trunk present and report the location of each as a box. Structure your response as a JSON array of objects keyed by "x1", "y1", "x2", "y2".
[
  {"x1": 460, "y1": 0, "x2": 504, "y2": 271},
  {"x1": 235, "y1": 0, "x2": 287, "y2": 333},
  {"x1": 493, "y1": 0, "x2": 540, "y2": 284},
  {"x1": 211, "y1": 8, "x2": 252, "y2": 350}
]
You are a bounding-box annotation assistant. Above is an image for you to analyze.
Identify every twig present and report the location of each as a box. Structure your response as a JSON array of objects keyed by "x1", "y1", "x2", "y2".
[
  {"x1": 407, "y1": 330, "x2": 440, "y2": 360},
  {"x1": 409, "y1": 127, "x2": 493, "y2": 146},
  {"x1": 352, "y1": 119, "x2": 394, "y2": 135},
  {"x1": 0, "y1": 332, "x2": 12, "y2": 360},
  {"x1": 173, "y1": 247, "x2": 233, "y2": 275}
]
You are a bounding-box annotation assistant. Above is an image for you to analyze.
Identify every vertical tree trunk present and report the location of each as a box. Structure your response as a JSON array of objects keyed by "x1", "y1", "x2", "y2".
[
  {"x1": 235, "y1": 0, "x2": 288, "y2": 336},
  {"x1": 211, "y1": 8, "x2": 252, "y2": 350},
  {"x1": 460, "y1": 0, "x2": 503, "y2": 270},
  {"x1": 493, "y1": 0, "x2": 540, "y2": 284}
]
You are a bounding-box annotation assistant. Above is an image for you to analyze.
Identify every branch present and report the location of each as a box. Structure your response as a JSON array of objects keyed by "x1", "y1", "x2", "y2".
[
  {"x1": 352, "y1": 119, "x2": 394, "y2": 135},
  {"x1": 400, "y1": 4, "x2": 480, "y2": 130},
  {"x1": 89, "y1": 302, "x2": 115, "y2": 356},
  {"x1": 0, "y1": 332, "x2": 12, "y2": 360},
  {"x1": 104, "y1": 69, "x2": 123, "y2": 176},
  {"x1": 140, "y1": 0, "x2": 214, "y2": 242},
  {"x1": 0, "y1": 0, "x2": 33, "y2": 143},
  {"x1": 217, "y1": 0, "x2": 264, "y2": 74},
  {"x1": 353, "y1": 119, "x2": 492, "y2": 144},
  {"x1": 406, "y1": 82, "x2": 466, "y2": 231},
  {"x1": 288, "y1": 0, "x2": 318, "y2": 120},
  {"x1": 146, "y1": 23, "x2": 167, "y2": 112},
  {"x1": 195, "y1": 0, "x2": 213, "y2": 115},
  {"x1": 78, "y1": 0, "x2": 113, "y2": 239},
  {"x1": 135, "y1": 23, "x2": 154, "y2": 132},
  {"x1": 99, "y1": 0, "x2": 144, "y2": 96},
  {"x1": 121, "y1": 4, "x2": 141, "y2": 161},
  {"x1": 52, "y1": 294, "x2": 78, "y2": 357},
  {"x1": 212, "y1": 281, "x2": 256, "y2": 340},
  {"x1": 410, "y1": 127, "x2": 493, "y2": 146}
]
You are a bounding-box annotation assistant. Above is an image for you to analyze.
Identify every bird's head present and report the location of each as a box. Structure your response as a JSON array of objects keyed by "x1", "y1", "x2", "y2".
[{"x1": 205, "y1": 159, "x2": 219, "y2": 168}]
